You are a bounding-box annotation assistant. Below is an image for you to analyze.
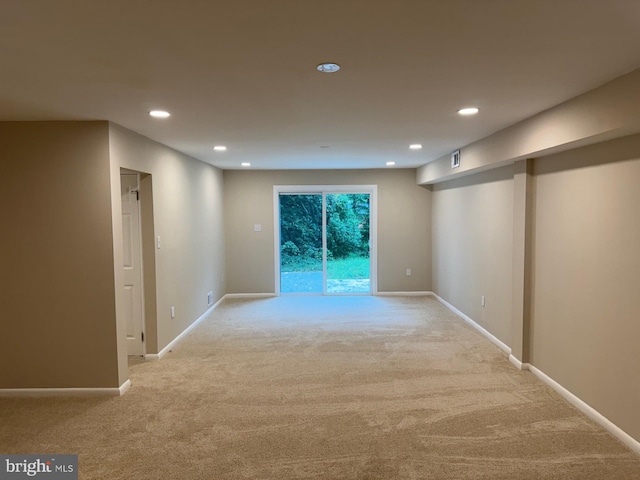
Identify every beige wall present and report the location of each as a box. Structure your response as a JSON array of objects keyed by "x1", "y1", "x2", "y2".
[
  {"x1": 0, "y1": 122, "x2": 226, "y2": 389},
  {"x1": 0, "y1": 122, "x2": 119, "y2": 388},
  {"x1": 108, "y1": 124, "x2": 226, "y2": 372},
  {"x1": 418, "y1": 68, "x2": 640, "y2": 185},
  {"x1": 418, "y1": 66, "x2": 640, "y2": 446},
  {"x1": 224, "y1": 169, "x2": 431, "y2": 294},
  {"x1": 431, "y1": 166, "x2": 515, "y2": 345},
  {"x1": 138, "y1": 174, "x2": 158, "y2": 354},
  {"x1": 3, "y1": 119, "x2": 636, "y2": 445},
  {"x1": 531, "y1": 134, "x2": 640, "y2": 441},
  {"x1": 429, "y1": 134, "x2": 640, "y2": 443}
]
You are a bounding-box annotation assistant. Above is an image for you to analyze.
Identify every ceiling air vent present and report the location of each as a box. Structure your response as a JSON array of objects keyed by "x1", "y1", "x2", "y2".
[{"x1": 451, "y1": 150, "x2": 461, "y2": 169}]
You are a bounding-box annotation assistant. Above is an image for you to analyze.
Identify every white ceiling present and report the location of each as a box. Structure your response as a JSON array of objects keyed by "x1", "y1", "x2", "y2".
[{"x1": 2, "y1": 0, "x2": 640, "y2": 170}]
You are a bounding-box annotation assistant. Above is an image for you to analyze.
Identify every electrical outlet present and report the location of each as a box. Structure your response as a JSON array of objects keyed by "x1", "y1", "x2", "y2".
[
  {"x1": 481, "y1": 295, "x2": 486, "y2": 307},
  {"x1": 171, "y1": 305, "x2": 175, "y2": 318},
  {"x1": 406, "y1": 268, "x2": 412, "y2": 276},
  {"x1": 207, "y1": 291, "x2": 213, "y2": 306},
  {"x1": 157, "y1": 235, "x2": 161, "y2": 249}
]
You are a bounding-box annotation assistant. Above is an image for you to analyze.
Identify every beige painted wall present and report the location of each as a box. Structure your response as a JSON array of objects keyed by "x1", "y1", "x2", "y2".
[
  {"x1": 531, "y1": 134, "x2": 640, "y2": 441},
  {"x1": 430, "y1": 134, "x2": 640, "y2": 443},
  {"x1": 431, "y1": 166, "x2": 515, "y2": 346},
  {"x1": 0, "y1": 121, "x2": 226, "y2": 389},
  {"x1": 418, "y1": 68, "x2": 640, "y2": 185},
  {"x1": 108, "y1": 124, "x2": 226, "y2": 374},
  {"x1": 0, "y1": 122, "x2": 119, "y2": 388},
  {"x1": 224, "y1": 169, "x2": 431, "y2": 294}
]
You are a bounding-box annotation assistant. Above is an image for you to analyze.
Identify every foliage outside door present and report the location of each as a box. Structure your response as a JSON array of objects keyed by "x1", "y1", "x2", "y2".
[{"x1": 279, "y1": 191, "x2": 372, "y2": 294}]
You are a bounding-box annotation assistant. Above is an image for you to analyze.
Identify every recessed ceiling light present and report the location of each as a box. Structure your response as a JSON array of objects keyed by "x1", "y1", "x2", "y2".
[
  {"x1": 457, "y1": 107, "x2": 479, "y2": 115},
  {"x1": 213, "y1": 146, "x2": 227, "y2": 151},
  {"x1": 386, "y1": 161, "x2": 396, "y2": 166},
  {"x1": 149, "y1": 110, "x2": 170, "y2": 118},
  {"x1": 316, "y1": 63, "x2": 341, "y2": 73},
  {"x1": 409, "y1": 144, "x2": 423, "y2": 150},
  {"x1": 241, "y1": 162, "x2": 251, "y2": 167}
]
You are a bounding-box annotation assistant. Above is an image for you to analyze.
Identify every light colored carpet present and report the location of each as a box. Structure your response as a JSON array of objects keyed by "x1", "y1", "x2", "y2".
[{"x1": 1, "y1": 296, "x2": 639, "y2": 479}]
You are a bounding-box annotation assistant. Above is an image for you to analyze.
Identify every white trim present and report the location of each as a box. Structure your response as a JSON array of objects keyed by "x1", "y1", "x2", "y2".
[
  {"x1": 432, "y1": 293, "x2": 511, "y2": 355},
  {"x1": 119, "y1": 379, "x2": 131, "y2": 395},
  {"x1": 135, "y1": 173, "x2": 147, "y2": 357},
  {"x1": 369, "y1": 187, "x2": 378, "y2": 295},
  {"x1": 145, "y1": 293, "x2": 273, "y2": 361},
  {"x1": 273, "y1": 188, "x2": 281, "y2": 295},
  {"x1": 224, "y1": 293, "x2": 276, "y2": 299},
  {"x1": 528, "y1": 365, "x2": 640, "y2": 455},
  {"x1": 377, "y1": 291, "x2": 433, "y2": 297},
  {"x1": 429, "y1": 293, "x2": 640, "y2": 455},
  {"x1": 0, "y1": 380, "x2": 131, "y2": 398},
  {"x1": 509, "y1": 354, "x2": 529, "y2": 371},
  {"x1": 146, "y1": 296, "x2": 225, "y2": 361}
]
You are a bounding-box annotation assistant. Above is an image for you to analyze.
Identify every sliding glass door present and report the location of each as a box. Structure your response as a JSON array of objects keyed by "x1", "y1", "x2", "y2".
[
  {"x1": 325, "y1": 193, "x2": 370, "y2": 294},
  {"x1": 279, "y1": 194, "x2": 323, "y2": 294},
  {"x1": 276, "y1": 186, "x2": 376, "y2": 295}
]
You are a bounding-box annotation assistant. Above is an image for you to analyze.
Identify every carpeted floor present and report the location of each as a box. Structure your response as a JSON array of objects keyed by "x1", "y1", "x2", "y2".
[{"x1": 1, "y1": 296, "x2": 639, "y2": 479}]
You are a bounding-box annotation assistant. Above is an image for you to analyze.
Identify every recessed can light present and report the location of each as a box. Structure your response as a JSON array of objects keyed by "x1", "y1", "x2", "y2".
[
  {"x1": 316, "y1": 63, "x2": 341, "y2": 73},
  {"x1": 213, "y1": 146, "x2": 227, "y2": 151},
  {"x1": 149, "y1": 110, "x2": 170, "y2": 118},
  {"x1": 386, "y1": 161, "x2": 396, "y2": 166},
  {"x1": 241, "y1": 162, "x2": 251, "y2": 167},
  {"x1": 457, "y1": 107, "x2": 479, "y2": 115},
  {"x1": 409, "y1": 144, "x2": 423, "y2": 150}
]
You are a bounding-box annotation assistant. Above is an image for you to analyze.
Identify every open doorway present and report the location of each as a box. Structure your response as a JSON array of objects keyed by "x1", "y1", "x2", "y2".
[{"x1": 274, "y1": 185, "x2": 377, "y2": 295}]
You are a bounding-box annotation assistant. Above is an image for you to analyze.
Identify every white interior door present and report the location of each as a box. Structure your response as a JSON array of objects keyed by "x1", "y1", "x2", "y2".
[{"x1": 121, "y1": 174, "x2": 145, "y2": 355}]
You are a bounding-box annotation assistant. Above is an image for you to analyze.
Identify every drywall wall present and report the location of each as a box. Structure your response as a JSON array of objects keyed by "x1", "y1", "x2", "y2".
[
  {"x1": 531, "y1": 134, "x2": 640, "y2": 441},
  {"x1": 431, "y1": 165, "x2": 514, "y2": 346},
  {"x1": 224, "y1": 169, "x2": 431, "y2": 294},
  {"x1": 510, "y1": 159, "x2": 533, "y2": 363},
  {"x1": 0, "y1": 122, "x2": 119, "y2": 388},
  {"x1": 417, "y1": 68, "x2": 640, "y2": 185},
  {"x1": 0, "y1": 121, "x2": 226, "y2": 389},
  {"x1": 139, "y1": 173, "x2": 158, "y2": 356},
  {"x1": 109, "y1": 124, "x2": 226, "y2": 368}
]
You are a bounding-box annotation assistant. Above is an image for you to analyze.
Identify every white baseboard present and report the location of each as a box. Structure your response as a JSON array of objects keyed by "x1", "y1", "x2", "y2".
[
  {"x1": 528, "y1": 365, "x2": 640, "y2": 455},
  {"x1": 432, "y1": 293, "x2": 511, "y2": 355},
  {"x1": 0, "y1": 379, "x2": 131, "y2": 398},
  {"x1": 377, "y1": 291, "x2": 433, "y2": 297},
  {"x1": 224, "y1": 293, "x2": 276, "y2": 299},
  {"x1": 509, "y1": 354, "x2": 529, "y2": 371},
  {"x1": 119, "y1": 379, "x2": 131, "y2": 395},
  {"x1": 145, "y1": 296, "x2": 225, "y2": 361},
  {"x1": 431, "y1": 293, "x2": 640, "y2": 455},
  {"x1": 228, "y1": 292, "x2": 435, "y2": 299}
]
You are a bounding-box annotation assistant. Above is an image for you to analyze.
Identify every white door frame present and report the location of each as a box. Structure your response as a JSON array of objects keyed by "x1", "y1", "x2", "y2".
[{"x1": 273, "y1": 185, "x2": 378, "y2": 296}]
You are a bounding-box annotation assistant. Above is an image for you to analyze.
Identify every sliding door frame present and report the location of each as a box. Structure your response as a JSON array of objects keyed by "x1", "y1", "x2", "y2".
[{"x1": 273, "y1": 185, "x2": 378, "y2": 296}]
